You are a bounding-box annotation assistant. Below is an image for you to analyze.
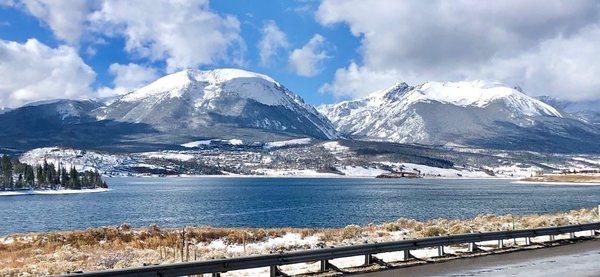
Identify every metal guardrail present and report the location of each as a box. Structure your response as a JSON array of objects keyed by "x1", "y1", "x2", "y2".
[{"x1": 66, "y1": 222, "x2": 600, "y2": 277}]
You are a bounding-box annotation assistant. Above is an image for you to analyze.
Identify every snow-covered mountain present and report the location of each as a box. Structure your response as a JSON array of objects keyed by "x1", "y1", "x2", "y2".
[
  {"x1": 319, "y1": 81, "x2": 600, "y2": 153},
  {"x1": 0, "y1": 68, "x2": 338, "y2": 151},
  {"x1": 537, "y1": 96, "x2": 600, "y2": 126},
  {"x1": 95, "y1": 68, "x2": 338, "y2": 142}
]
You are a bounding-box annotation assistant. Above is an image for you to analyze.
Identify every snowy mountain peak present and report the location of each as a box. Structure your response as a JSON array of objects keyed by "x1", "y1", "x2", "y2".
[
  {"x1": 96, "y1": 68, "x2": 339, "y2": 141},
  {"x1": 318, "y1": 80, "x2": 582, "y2": 148},
  {"x1": 190, "y1": 68, "x2": 278, "y2": 84},
  {"x1": 405, "y1": 80, "x2": 562, "y2": 117},
  {"x1": 120, "y1": 68, "x2": 288, "y2": 106}
]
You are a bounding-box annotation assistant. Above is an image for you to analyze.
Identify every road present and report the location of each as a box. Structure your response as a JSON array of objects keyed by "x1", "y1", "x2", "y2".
[{"x1": 362, "y1": 239, "x2": 600, "y2": 277}]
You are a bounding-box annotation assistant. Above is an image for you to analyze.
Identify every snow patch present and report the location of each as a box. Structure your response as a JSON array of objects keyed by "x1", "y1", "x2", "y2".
[
  {"x1": 181, "y1": 140, "x2": 212, "y2": 148},
  {"x1": 264, "y1": 138, "x2": 311, "y2": 149},
  {"x1": 337, "y1": 166, "x2": 389, "y2": 177},
  {"x1": 321, "y1": 141, "x2": 349, "y2": 152},
  {"x1": 0, "y1": 188, "x2": 109, "y2": 196}
]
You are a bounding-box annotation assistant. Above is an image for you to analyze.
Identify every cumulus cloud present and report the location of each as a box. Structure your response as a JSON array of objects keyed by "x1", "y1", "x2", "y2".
[
  {"x1": 90, "y1": 0, "x2": 244, "y2": 72},
  {"x1": 289, "y1": 34, "x2": 329, "y2": 77},
  {"x1": 317, "y1": 0, "x2": 600, "y2": 101},
  {"x1": 10, "y1": 0, "x2": 96, "y2": 43},
  {"x1": 6, "y1": 1, "x2": 244, "y2": 71},
  {"x1": 258, "y1": 20, "x2": 289, "y2": 66},
  {"x1": 0, "y1": 39, "x2": 95, "y2": 108},
  {"x1": 97, "y1": 63, "x2": 160, "y2": 97}
]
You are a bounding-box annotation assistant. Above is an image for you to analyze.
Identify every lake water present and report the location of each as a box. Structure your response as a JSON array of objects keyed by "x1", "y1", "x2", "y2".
[{"x1": 1, "y1": 177, "x2": 599, "y2": 235}]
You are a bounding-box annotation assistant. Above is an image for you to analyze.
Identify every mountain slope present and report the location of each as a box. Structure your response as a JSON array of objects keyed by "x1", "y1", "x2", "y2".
[
  {"x1": 537, "y1": 96, "x2": 600, "y2": 126},
  {"x1": 95, "y1": 68, "x2": 338, "y2": 142},
  {"x1": 319, "y1": 81, "x2": 600, "y2": 153},
  {"x1": 0, "y1": 69, "x2": 338, "y2": 151},
  {"x1": 0, "y1": 99, "x2": 159, "y2": 151}
]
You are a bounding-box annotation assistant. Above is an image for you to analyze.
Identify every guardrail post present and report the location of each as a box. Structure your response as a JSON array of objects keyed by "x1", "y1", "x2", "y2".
[
  {"x1": 403, "y1": 249, "x2": 414, "y2": 261},
  {"x1": 468, "y1": 242, "x2": 478, "y2": 252},
  {"x1": 569, "y1": 232, "x2": 575, "y2": 239},
  {"x1": 270, "y1": 265, "x2": 282, "y2": 277},
  {"x1": 320, "y1": 260, "x2": 330, "y2": 271},
  {"x1": 211, "y1": 273, "x2": 221, "y2": 277},
  {"x1": 437, "y1": 245, "x2": 445, "y2": 257},
  {"x1": 364, "y1": 254, "x2": 373, "y2": 265},
  {"x1": 525, "y1": 237, "x2": 531, "y2": 245},
  {"x1": 549, "y1": 235, "x2": 555, "y2": 242},
  {"x1": 498, "y1": 239, "x2": 504, "y2": 248}
]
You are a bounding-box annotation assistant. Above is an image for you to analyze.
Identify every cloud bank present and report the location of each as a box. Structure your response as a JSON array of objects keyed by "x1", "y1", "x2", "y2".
[
  {"x1": 317, "y1": 0, "x2": 600, "y2": 101},
  {"x1": 0, "y1": 39, "x2": 95, "y2": 108}
]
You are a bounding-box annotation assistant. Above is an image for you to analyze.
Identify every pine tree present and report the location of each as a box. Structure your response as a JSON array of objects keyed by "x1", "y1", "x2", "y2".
[
  {"x1": 69, "y1": 167, "x2": 80, "y2": 189},
  {"x1": 1, "y1": 155, "x2": 13, "y2": 190},
  {"x1": 60, "y1": 167, "x2": 68, "y2": 188},
  {"x1": 24, "y1": 165, "x2": 35, "y2": 188},
  {"x1": 35, "y1": 165, "x2": 44, "y2": 188}
]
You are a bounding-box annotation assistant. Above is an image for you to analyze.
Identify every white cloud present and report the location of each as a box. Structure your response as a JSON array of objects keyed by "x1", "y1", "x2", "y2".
[
  {"x1": 258, "y1": 20, "x2": 289, "y2": 66},
  {"x1": 317, "y1": 0, "x2": 600, "y2": 101},
  {"x1": 319, "y1": 61, "x2": 401, "y2": 99},
  {"x1": 16, "y1": 0, "x2": 96, "y2": 43},
  {"x1": 109, "y1": 63, "x2": 159, "y2": 90},
  {"x1": 90, "y1": 0, "x2": 244, "y2": 72},
  {"x1": 289, "y1": 34, "x2": 329, "y2": 77},
  {"x1": 97, "y1": 63, "x2": 160, "y2": 97},
  {"x1": 0, "y1": 39, "x2": 95, "y2": 108}
]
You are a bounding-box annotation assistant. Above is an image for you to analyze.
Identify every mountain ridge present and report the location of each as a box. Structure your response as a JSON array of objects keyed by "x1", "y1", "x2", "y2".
[
  {"x1": 0, "y1": 68, "x2": 339, "y2": 151},
  {"x1": 319, "y1": 80, "x2": 600, "y2": 153}
]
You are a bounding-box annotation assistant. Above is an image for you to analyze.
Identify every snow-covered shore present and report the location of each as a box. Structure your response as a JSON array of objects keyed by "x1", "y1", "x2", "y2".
[{"x1": 0, "y1": 188, "x2": 110, "y2": 196}]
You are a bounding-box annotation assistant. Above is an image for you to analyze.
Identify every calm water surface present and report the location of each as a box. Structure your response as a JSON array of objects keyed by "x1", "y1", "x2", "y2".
[{"x1": 1, "y1": 177, "x2": 599, "y2": 235}]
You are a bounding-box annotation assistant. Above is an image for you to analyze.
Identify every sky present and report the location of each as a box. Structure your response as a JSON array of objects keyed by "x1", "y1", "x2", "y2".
[{"x1": 1, "y1": 0, "x2": 600, "y2": 109}]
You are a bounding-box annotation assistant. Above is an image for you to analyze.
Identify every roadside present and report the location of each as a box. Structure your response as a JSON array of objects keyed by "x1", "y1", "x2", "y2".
[{"x1": 362, "y1": 238, "x2": 600, "y2": 277}]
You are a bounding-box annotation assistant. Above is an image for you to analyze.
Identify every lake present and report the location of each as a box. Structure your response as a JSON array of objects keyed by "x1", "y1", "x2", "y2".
[{"x1": 1, "y1": 177, "x2": 599, "y2": 235}]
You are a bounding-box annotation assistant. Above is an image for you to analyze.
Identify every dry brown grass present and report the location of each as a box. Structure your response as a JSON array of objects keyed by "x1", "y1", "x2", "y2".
[
  {"x1": 522, "y1": 174, "x2": 600, "y2": 183},
  {"x1": 1, "y1": 207, "x2": 598, "y2": 276}
]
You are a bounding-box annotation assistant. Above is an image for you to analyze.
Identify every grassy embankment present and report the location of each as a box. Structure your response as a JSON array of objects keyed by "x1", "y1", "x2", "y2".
[
  {"x1": 1, "y1": 208, "x2": 598, "y2": 275},
  {"x1": 522, "y1": 174, "x2": 600, "y2": 183}
]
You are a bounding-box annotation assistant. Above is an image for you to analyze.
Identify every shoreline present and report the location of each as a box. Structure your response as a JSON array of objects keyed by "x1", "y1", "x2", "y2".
[
  {"x1": 109, "y1": 174, "x2": 519, "y2": 180},
  {"x1": 0, "y1": 188, "x2": 110, "y2": 196},
  {"x1": 513, "y1": 180, "x2": 600, "y2": 186}
]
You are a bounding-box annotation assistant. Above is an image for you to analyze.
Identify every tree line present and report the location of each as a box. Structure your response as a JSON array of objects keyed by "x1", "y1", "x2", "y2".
[{"x1": 0, "y1": 155, "x2": 108, "y2": 191}]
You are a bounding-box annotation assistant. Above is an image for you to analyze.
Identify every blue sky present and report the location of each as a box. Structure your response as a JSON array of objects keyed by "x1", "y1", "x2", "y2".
[
  {"x1": 1, "y1": 0, "x2": 600, "y2": 108},
  {"x1": 0, "y1": 0, "x2": 361, "y2": 107}
]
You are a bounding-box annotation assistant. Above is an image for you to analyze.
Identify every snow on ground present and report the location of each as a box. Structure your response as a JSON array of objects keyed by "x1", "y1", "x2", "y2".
[
  {"x1": 201, "y1": 231, "x2": 597, "y2": 276},
  {"x1": 337, "y1": 166, "x2": 389, "y2": 177},
  {"x1": 382, "y1": 162, "x2": 491, "y2": 178},
  {"x1": 228, "y1": 139, "x2": 244, "y2": 145},
  {"x1": 19, "y1": 147, "x2": 131, "y2": 173},
  {"x1": 141, "y1": 152, "x2": 195, "y2": 161},
  {"x1": 181, "y1": 140, "x2": 212, "y2": 148},
  {"x1": 264, "y1": 138, "x2": 311, "y2": 149},
  {"x1": 252, "y1": 168, "x2": 338, "y2": 177},
  {"x1": 489, "y1": 164, "x2": 542, "y2": 178},
  {"x1": 321, "y1": 141, "x2": 349, "y2": 152},
  {"x1": 0, "y1": 188, "x2": 109, "y2": 196},
  {"x1": 571, "y1": 157, "x2": 600, "y2": 166}
]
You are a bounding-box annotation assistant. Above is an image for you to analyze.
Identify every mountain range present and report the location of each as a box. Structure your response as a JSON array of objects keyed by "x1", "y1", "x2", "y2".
[
  {"x1": 318, "y1": 81, "x2": 600, "y2": 153},
  {"x1": 1, "y1": 68, "x2": 599, "y2": 153}
]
